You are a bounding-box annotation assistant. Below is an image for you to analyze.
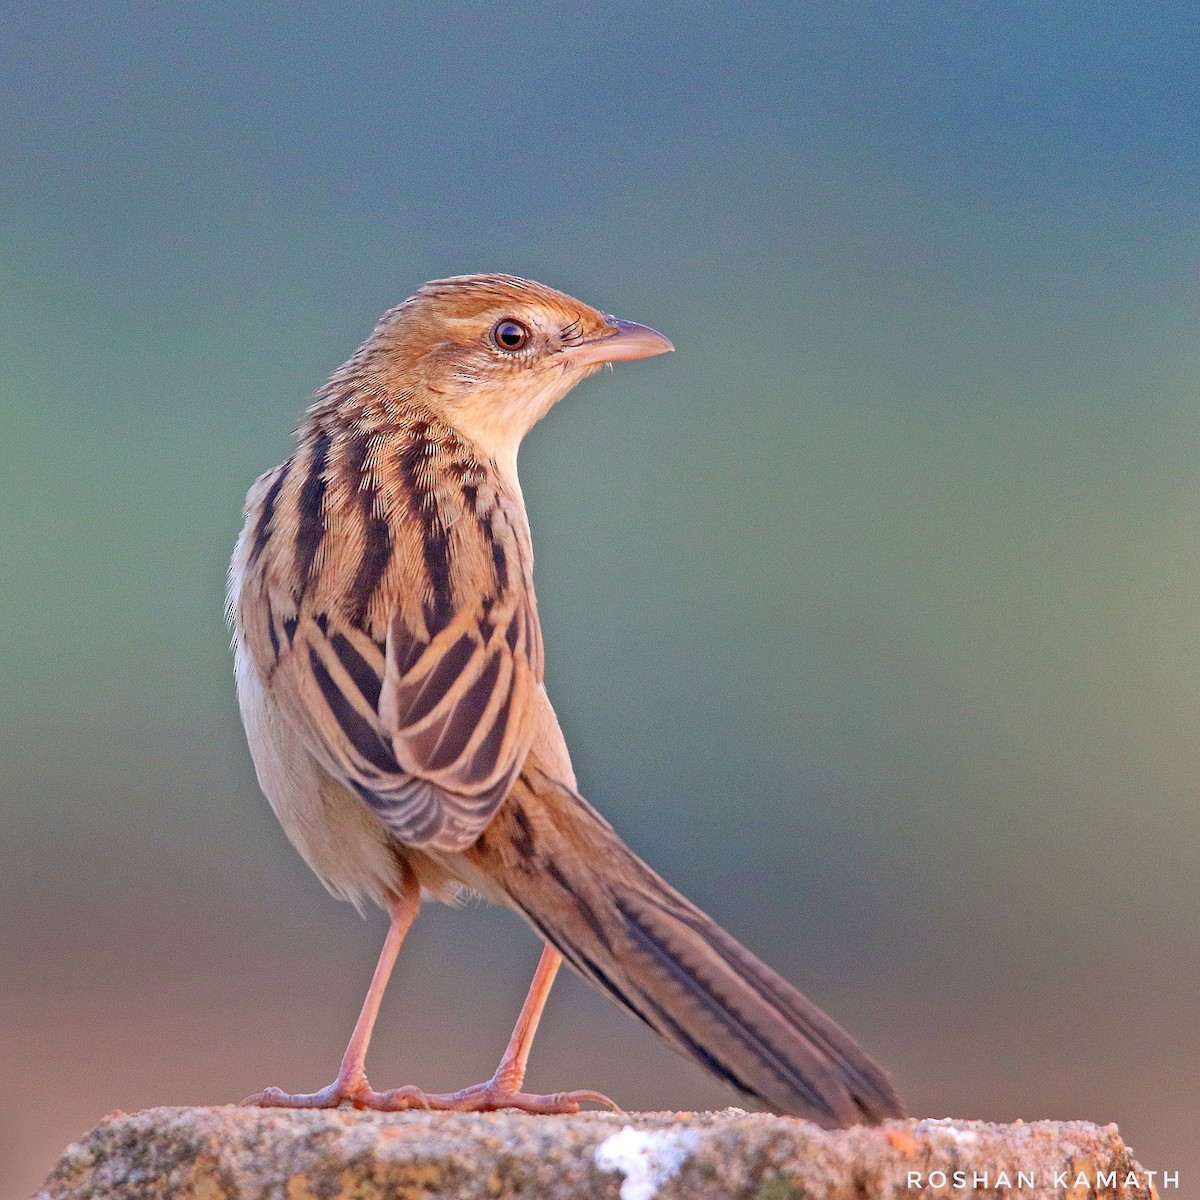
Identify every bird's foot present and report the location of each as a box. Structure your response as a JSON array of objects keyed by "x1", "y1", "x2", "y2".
[
  {"x1": 243, "y1": 1073, "x2": 619, "y2": 1115},
  {"x1": 376, "y1": 1075, "x2": 620, "y2": 1115},
  {"x1": 242, "y1": 1073, "x2": 396, "y2": 1111}
]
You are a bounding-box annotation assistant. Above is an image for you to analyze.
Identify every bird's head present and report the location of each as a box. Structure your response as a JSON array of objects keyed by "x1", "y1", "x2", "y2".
[{"x1": 355, "y1": 274, "x2": 673, "y2": 466}]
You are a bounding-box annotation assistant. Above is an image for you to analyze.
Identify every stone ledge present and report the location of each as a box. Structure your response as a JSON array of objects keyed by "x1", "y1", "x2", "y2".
[{"x1": 34, "y1": 1106, "x2": 1158, "y2": 1199}]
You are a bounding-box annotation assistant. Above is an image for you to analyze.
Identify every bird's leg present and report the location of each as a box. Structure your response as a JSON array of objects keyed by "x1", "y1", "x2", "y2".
[
  {"x1": 243, "y1": 865, "x2": 421, "y2": 1110},
  {"x1": 376, "y1": 944, "x2": 618, "y2": 1114},
  {"x1": 244, "y1": 889, "x2": 615, "y2": 1114}
]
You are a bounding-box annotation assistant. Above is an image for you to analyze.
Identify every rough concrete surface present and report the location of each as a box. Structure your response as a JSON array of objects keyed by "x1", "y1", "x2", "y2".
[{"x1": 35, "y1": 1106, "x2": 1159, "y2": 1199}]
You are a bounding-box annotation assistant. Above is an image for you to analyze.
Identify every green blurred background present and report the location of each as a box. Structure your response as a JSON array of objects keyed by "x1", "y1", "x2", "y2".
[{"x1": 3, "y1": 3, "x2": 1197, "y2": 1193}]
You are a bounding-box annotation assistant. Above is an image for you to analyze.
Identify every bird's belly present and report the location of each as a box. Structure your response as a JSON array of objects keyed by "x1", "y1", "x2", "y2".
[{"x1": 234, "y1": 642, "x2": 404, "y2": 910}]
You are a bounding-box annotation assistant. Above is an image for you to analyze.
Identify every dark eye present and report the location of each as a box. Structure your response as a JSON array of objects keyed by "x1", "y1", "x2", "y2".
[{"x1": 492, "y1": 319, "x2": 530, "y2": 352}]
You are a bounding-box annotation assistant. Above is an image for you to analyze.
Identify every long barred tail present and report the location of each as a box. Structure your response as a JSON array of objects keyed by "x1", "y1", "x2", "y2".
[{"x1": 464, "y1": 765, "x2": 905, "y2": 1126}]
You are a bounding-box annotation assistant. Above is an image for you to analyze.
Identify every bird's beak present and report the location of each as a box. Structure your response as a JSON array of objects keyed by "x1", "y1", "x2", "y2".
[{"x1": 568, "y1": 318, "x2": 674, "y2": 367}]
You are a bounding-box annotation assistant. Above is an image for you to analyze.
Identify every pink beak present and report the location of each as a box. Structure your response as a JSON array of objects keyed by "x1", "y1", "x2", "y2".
[{"x1": 568, "y1": 318, "x2": 674, "y2": 367}]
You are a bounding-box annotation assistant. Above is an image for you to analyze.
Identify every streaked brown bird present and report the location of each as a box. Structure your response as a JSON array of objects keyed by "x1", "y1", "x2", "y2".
[{"x1": 228, "y1": 273, "x2": 903, "y2": 1124}]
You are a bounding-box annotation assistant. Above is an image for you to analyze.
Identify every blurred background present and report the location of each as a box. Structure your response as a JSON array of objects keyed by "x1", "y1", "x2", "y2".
[{"x1": 3, "y1": 3, "x2": 1197, "y2": 1194}]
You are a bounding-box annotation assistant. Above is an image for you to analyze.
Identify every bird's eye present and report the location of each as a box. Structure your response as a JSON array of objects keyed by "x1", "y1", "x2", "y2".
[{"x1": 492, "y1": 319, "x2": 530, "y2": 352}]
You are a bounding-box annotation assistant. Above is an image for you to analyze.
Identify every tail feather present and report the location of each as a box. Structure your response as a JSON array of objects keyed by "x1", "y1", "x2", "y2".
[{"x1": 467, "y1": 767, "x2": 904, "y2": 1126}]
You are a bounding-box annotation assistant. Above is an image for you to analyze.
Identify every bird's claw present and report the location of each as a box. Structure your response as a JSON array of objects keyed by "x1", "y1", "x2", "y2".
[
  {"x1": 242, "y1": 1077, "x2": 619, "y2": 1115},
  {"x1": 376, "y1": 1080, "x2": 620, "y2": 1115}
]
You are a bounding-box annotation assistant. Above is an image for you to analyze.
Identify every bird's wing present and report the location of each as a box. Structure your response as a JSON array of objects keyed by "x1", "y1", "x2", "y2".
[
  {"x1": 234, "y1": 413, "x2": 545, "y2": 854},
  {"x1": 261, "y1": 588, "x2": 541, "y2": 853}
]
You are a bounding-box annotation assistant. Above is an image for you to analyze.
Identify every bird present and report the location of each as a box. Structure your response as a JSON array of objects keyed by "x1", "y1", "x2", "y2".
[{"x1": 227, "y1": 272, "x2": 903, "y2": 1124}]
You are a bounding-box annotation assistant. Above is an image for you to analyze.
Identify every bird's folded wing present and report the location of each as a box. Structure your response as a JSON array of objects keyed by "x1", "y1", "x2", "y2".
[{"x1": 276, "y1": 596, "x2": 540, "y2": 852}]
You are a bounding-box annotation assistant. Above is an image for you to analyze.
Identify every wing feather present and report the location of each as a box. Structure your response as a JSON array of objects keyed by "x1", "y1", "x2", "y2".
[
  {"x1": 236, "y1": 411, "x2": 542, "y2": 853},
  {"x1": 268, "y1": 591, "x2": 538, "y2": 852}
]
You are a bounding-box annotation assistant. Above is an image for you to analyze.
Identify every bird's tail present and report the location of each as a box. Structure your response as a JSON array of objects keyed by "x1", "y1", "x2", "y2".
[{"x1": 463, "y1": 763, "x2": 904, "y2": 1125}]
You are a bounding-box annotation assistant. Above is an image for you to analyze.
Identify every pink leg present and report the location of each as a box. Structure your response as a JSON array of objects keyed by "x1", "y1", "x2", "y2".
[
  {"x1": 243, "y1": 867, "x2": 421, "y2": 1110},
  {"x1": 377, "y1": 944, "x2": 618, "y2": 1114},
  {"x1": 243, "y1": 881, "x2": 617, "y2": 1114}
]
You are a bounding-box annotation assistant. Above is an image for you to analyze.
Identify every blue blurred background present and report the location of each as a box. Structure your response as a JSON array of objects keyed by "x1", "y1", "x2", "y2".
[{"x1": 3, "y1": 3, "x2": 1197, "y2": 1193}]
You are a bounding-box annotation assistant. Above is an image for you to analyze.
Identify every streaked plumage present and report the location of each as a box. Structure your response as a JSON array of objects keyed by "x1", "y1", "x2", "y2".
[{"x1": 229, "y1": 273, "x2": 903, "y2": 1124}]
